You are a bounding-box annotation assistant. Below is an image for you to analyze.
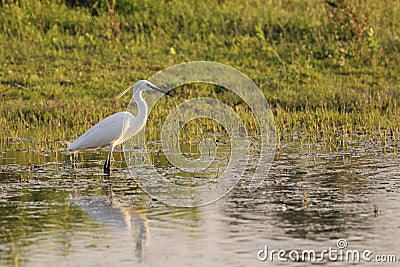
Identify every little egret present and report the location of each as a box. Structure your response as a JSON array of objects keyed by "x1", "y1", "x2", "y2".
[{"x1": 68, "y1": 80, "x2": 172, "y2": 174}]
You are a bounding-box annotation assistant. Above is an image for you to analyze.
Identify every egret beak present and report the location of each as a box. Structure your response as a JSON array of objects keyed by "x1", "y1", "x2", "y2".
[{"x1": 148, "y1": 84, "x2": 173, "y2": 97}]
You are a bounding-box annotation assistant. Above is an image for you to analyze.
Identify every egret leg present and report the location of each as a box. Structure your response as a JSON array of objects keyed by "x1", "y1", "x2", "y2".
[
  {"x1": 104, "y1": 144, "x2": 115, "y2": 175},
  {"x1": 70, "y1": 152, "x2": 77, "y2": 171},
  {"x1": 104, "y1": 161, "x2": 110, "y2": 175}
]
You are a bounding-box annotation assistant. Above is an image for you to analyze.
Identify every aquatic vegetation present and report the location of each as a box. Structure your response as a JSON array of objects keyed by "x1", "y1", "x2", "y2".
[{"x1": 0, "y1": 0, "x2": 399, "y2": 150}]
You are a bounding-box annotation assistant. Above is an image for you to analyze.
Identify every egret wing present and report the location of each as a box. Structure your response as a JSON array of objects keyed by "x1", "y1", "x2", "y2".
[{"x1": 68, "y1": 112, "x2": 134, "y2": 151}]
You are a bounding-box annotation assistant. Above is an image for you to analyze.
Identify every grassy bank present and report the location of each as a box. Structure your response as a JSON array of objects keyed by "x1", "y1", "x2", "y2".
[{"x1": 1, "y1": 0, "x2": 399, "y2": 149}]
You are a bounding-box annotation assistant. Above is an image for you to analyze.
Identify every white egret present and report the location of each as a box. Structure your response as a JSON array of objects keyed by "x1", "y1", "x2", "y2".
[{"x1": 68, "y1": 80, "x2": 172, "y2": 174}]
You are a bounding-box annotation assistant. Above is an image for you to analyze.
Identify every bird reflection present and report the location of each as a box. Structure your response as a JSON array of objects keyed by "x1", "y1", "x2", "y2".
[
  {"x1": 71, "y1": 178, "x2": 149, "y2": 263},
  {"x1": 114, "y1": 201, "x2": 149, "y2": 261},
  {"x1": 107, "y1": 178, "x2": 149, "y2": 262}
]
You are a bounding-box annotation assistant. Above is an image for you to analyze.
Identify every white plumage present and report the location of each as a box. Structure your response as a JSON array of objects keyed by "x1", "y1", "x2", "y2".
[
  {"x1": 68, "y1": 112, "x2": 136, "y2": 151},
  {"x1": 68, "y1": 80, "x2": 172, "y2": 174}
]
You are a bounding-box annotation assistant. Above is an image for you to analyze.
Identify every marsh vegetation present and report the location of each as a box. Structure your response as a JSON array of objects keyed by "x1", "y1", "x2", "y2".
[
  {"x1": 1, "y1": 1, "x2": 400, "y2": 266},
  {"x1": 0, "y1": 0, "x2": 399, "y2": 151}
]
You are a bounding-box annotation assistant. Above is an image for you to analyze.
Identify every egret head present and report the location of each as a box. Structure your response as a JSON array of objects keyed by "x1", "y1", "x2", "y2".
[
  {"x1": 134, "y1": 80, "x2": 173, "y2": 96},
  {"x1": 116, "y1": 80, "x2": 172, "y2": 99}
]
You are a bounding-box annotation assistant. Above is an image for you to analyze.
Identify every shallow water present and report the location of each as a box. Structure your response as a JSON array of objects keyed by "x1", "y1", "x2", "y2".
[{"x1": 0, "y1": 138, "x2": 399, "y2": 266}]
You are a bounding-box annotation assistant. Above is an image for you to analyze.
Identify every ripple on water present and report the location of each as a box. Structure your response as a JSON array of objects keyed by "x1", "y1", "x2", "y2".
[{"x1": 0, "y1": 140, "x2": 399, "y2": 266}]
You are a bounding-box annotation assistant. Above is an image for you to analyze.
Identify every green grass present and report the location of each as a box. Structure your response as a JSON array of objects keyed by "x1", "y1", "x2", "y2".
[{"x1": 1, "y1": 0, "x2": 399, "y2": 149}]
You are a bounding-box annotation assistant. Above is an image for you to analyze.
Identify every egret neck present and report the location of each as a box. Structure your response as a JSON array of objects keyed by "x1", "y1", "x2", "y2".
[{"x1": 132, "y1": 88, "x2": 148, "y2": 135}]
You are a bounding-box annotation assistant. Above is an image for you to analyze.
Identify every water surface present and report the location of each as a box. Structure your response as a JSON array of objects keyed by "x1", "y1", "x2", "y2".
[{"x1": 0, "y1": 138, "x2": 399, "y2": 266}]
